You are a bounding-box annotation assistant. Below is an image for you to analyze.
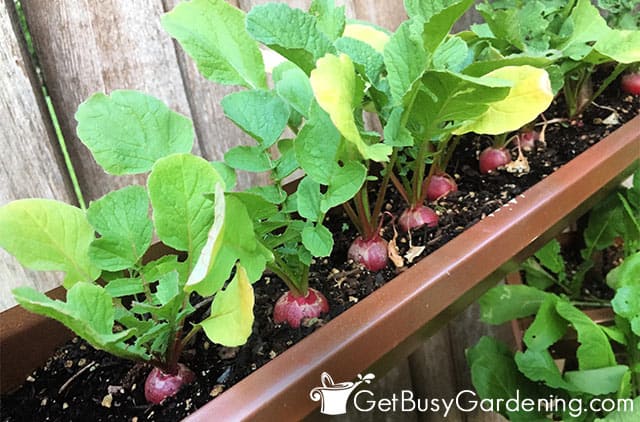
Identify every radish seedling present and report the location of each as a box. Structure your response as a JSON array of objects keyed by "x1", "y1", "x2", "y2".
[
  {"x1": 4, "y1": 91, "x2": 262, "y2": 404},
  {"x1": 475, "y1": 0, "x2": 640, "y2": 118}
]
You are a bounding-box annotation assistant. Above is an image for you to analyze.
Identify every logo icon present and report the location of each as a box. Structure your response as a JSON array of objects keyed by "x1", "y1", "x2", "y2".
[{"x1": 310, "y1": 372, "x2": 375, "y2": 415}]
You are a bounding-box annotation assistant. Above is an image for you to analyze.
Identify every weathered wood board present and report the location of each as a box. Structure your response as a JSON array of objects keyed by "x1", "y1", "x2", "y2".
[{"x1": 0, "y1": 0, "x2": 75, "y2": 310}]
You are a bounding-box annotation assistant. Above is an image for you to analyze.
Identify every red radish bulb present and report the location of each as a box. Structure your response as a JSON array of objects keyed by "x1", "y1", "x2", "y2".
[
  {"x1": 516, "y1": 131, "x2": 539, "y2": 151},
  {"x1": 479, "y1": 147, "x2": 512, "y2": 174},
  {"x1": 426, "y1": 173, "x2": 458, "y2": 201},
  {"x1": 273, "y1": 288, "x2": 329, "y2": 328},
  {"x1": 145, "y1": 363, "x2": 195, "y2": 404},
  {"x1": 348, "y1": 236, "x2": 388, "y2": 272},
  {"x1": 621, "y1": 73, "x2": 640, "y2": 95},
  {"x1": 398, "y1": 205, "x2": 439, "y2": 232}
]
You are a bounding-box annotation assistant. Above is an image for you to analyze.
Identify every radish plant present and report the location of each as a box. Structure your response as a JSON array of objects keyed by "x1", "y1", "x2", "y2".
[
  {"x1": 2, "y1": 91, "x2": 262, "y2": 405},
  {"x1": 164, "y1": 0, "x2": 381, "y2": 324},
  {"x1": 368, "y1": 1, "x2": 552, "y2": 230},
  {"x1": 468, "y1": 172, "x2": 640, "y2": 420},
  {"x1": 474, "y1": 0, "x2": 640, "y2": 118}
]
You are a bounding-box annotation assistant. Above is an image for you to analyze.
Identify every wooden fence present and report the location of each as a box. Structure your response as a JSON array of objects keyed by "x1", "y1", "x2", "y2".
[{"x1": 0, "y1": 1, "x2": 512, "y2": 420}]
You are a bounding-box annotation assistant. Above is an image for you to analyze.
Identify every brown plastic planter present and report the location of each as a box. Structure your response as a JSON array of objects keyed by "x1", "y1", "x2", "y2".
[{"x1": 1, "y1": 115, "x2": 638, "y2": 419}]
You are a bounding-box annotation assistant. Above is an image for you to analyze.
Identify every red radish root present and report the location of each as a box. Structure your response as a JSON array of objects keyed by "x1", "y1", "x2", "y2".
[
  {"x1": 145, "y1": 363, "x2": 195, "y2": 404},
  {"x1": 479, "y1": 147, "x2": 512, "y2": 174},
  {"x1": 515, "y1": 131, "x2": 539, "y2": 151},
  {"x1": 426, "y1": 173, "x2": 458, "y2": 201},
  {"x1": 621, "y1": 73, "x2": 640, "y2": 95},
  {"x1": 273, "y1": 288, "x2": 329, "y2": 328},
  {"x1": 348, "y1": 236, "x2": 389, "y2": 272},
  {"x1": 398, "y1": 205, "x2": 439, "y2": 232}
]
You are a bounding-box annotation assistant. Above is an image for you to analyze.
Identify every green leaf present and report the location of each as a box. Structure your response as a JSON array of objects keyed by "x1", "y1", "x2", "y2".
[
  {"x1": 12, "y1": 284, "x2": 148, "y2": 361},
  {"x1": 186, "y1": 185, "x2": 272, "y2": 296},
  {"x1": 297, "y1": 177, "x2": 323, "y2": 221},
  {"x1": 383, "y1": 19, "x2": 428, "y2": 105},
  {"x1": 154, "y1": 271, "x2": 180, "y2": 306},
  {"x1": 612, "y1": 285, "x2": 640, "y2": 336},
  {"x1": 210, "y1": 161, "x2": 237, "y2": 191},
  {"x1": 87, "y1": 186, "x2": 153, "y2": 271},
  {"x1": 412, "y1": 70, "x2": 511, "y2": 139},
  {"x1": 479, "y1": 285, "x2": 550, "y2": 324},
  {"x1": 383, "y1": 107, "x2": 414, "y2": 147},
  {"x1": 104, "y1": 277, "x2": 145, "y2": 298},
  {"x1": 75, "y1": 90, "x2": 194, "y2": 175},
  {"x1": 467, "y1": 336, "x2": 549, "y2": 421},
  {"x1": 274, "y1": 139, "x2": 299, "y2": 181},
  {"x1": 596, "y1": 397, "x2": 640, "y2": 421},
  {"x1": 555, "y1": 300, "x2": 617, "y2": 370},
  {"x1": 432, "y1": 35, "x2": 469, "y2": 72},
  {"x1": 585, "y1": 192, "x2": 639, "y2": 258},
  {"x1": 515, "y1": 349, "x2": 577, "y2": 390},
  {"x1": 321, "y1": 162, "x2": 367, "y2": 212},
  {"x1": 600, "y1": 324, "x2": 627, "y2": 346},
  {"x1": 521, "y1": 258, "x2": 557, "y2": 290},
  {"x1": 534, "y1": 239, "x2": 565, "y2": 275},
  {"x1": 142, "y1": 255, "x2": 185, "y2": 283},
  {"x1": 229, "y1": 192, "x2": 278, "y2": 221},
  {"x1": 607, "y1": 253, "x2": 640, "y2": 290},
  {"x1": 147, "y1": 154, "x2": 222, "y2": 260},
  {"x1": 476, "y1": 4, "x2": 524, "y2": 52},
  {"x1": 273, "y1": 63, "x2": 314, "y2": 118},
  {"x1": 559, "y1": 0, "x2": 612, "y2": 60},
  {"x1": 411, "y1": 0, "x2": 475, "y2": 52},
  {"x1": 246, "y1": 184, "x2": 288, "y2": 205},
  {"x1": 565, "y1": 365, "x2": 629, "y2": 395},
  {"x1": 463, "y1": 56, "x2": 555, "y2": 77},
  {"x1": 221, "y1": 90, "x2": 290, "y2": 147},
  {"x1": 454, "y1": 66, "x2": 554, "y2": 135},
  {"x1": 0, "y1": 199, "x2": 100, "y2": 287},
  {"x1": 294, "y1": 103, "x2": 341, "y2": 184},
  {"x1": 523, "y1": 295, "x2": 568, "y2": 351},
  {"x1": 200, "y1": 264, "x2": 255, "y2": 347},
  {"x1": 246, "y1": 3, "x2": 334, "y2": 74},
  {"x1": 310, "y1": 53, "x2": 392, "y2": 162},
  {"x1": 224, "y1": 146, "x2": 273, "y2": 172},
  {"x1": 302, "y1": 224, "x2": 334, "y2": 257},
  {"x1": 335, "y1": 37, "x2": 385, "y2": 88},
  {"x1": 162, "y1": 0, "x2": 266, "y2": 89},
  {"x1": 309, "y1": 0, "x2": 346, "y2": 41},
  {"x1": 592, "y1": 29, "x2": 640, "y2": 64}
]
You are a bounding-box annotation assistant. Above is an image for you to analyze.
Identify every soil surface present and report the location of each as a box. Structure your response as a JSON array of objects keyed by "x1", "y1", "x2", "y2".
[{"x1": 2, "y1": 78, "x2": 639, "y2": 421}]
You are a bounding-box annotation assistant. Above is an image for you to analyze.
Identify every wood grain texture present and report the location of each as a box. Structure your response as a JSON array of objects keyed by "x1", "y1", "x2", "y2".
[
  {"x1": 446, "y1": 303, "x2": 514, "y2": 422},
  {"x1": 408, "y1": 329, "x2": 463, "y2": 422},
  {"x1": 21, "y1": 0, "x2": 201, "y2": 201},
  {"x1": 0, "y1": 0, "x2": 75, "y2": 311},
  {"x1": 349, "y1": 0, "x2": 406, "y2": 30}
]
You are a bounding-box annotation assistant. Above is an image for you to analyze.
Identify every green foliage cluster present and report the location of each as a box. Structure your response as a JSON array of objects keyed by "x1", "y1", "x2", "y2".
[{"x1": 469, "y1": 170, "x2": 640, "y2": 420}]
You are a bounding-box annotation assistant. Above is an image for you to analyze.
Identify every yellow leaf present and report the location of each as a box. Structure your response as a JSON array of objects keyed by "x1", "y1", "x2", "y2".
[
  {"x1": 343, "y1": 23, "x2": 389, "y2": 53},
  {"x1": 455, "y1": 65, "x2": 553, "y2": 135},
  {"x1": 310, "y1": 53, "x2": 391, "y2": 162},
  {"x1": 200, "y1": 264, "x2": 255, "y2": 347}
]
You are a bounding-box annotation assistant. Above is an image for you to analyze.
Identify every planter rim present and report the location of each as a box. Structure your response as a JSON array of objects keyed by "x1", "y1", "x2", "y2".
[
  {"x1": 185, "y1": 114, "x2": 639, "y2": 421},
  {"x1": 0, "y1": 116, "x2": 638, "y2": 419}
]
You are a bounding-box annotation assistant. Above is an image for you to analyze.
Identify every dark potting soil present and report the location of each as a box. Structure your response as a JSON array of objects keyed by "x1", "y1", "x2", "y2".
[{"x1": 2, "y1": 81, "x2": 639, "y2": 422}]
